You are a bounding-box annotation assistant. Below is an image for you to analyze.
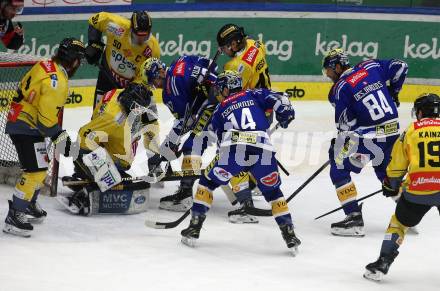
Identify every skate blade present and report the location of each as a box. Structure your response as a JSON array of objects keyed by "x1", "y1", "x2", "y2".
[
  {"x1": 26, "y1": 216, "x2": 45, "y2": 224},
  {"x1": 331, "y1": 226, "x2": 365, "y2": 237},
  {"x1": 56, "y1": 196, "x2": 80, "y2": 214},
  {"x1": 408, "y1": 226, "x2": 419, "y2": 235},
  {"x1": 288, "y1": 246, "x2": 299, "y2": 257},
  {"x1": 181, "y1": 236, "x2": 197, "y2": 247},
  {"x1": 363, "y1": 269, "x2": 384, "y2": 282},
  {"x1": 159, "y1": 203, "x2": 191, "y2": 212},
  {"x1": 3, "y1": 225, "x2": 31, "y2": 238},
  {"x1": 228, "y1": 215, "x2": 259, "y2": 224}
]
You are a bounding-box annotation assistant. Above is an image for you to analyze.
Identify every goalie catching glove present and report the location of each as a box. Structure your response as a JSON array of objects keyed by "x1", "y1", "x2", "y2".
[{"x1": 52, "y1": 130, "x2": 72, "y2": 157}]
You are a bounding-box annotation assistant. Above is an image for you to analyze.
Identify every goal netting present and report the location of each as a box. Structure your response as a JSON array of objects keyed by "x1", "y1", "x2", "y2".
[{"x1": 0, "y1": 52, "x2": 59, "y2": 196}]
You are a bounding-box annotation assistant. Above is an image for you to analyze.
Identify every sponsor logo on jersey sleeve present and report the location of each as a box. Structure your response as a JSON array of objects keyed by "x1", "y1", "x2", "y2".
[
  {"x1": 40, "y1": 60, "x2": 56, "y2": 73},
  {"x1": 242, "y1": 46, "x2": 259, "y2": 66},
  {"x1": 172, "y1": 60, "x2": 186, "y2": 77},
  {"x1": 107, "y1": 23, "x2": 125, "y2": 37},
  {"x1": 346, "y1": 68, "x2": 368, "y2": 87}
]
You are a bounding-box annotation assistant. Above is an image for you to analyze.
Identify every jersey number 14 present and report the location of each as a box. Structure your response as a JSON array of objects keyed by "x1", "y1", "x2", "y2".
[{"x1": 227, "y1": 108, "x2": 256, "y2": 130}]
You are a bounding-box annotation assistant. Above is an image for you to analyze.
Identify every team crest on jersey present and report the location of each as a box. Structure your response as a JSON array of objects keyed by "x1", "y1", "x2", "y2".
[
  {"x1": 242, "y1": 46, "x2": 259, "y2": 66},
  {"x1": 40, "y1": 60, "x2": 56, "y2": 73},
  {"x1": 107, "y1": 23, "x2": 125, "y2": 37},
  {"x1": 346, "y1": 69, "x2": 368, "y2": 87},
  {"x1": 260, "y1": 171, "x2": 279, "y2": 187},
  {"x1": 143, "y1": 46, "x2": 152, "y2": 58},
  {"x1": 173, "y1": 60, "x2": 186, "y2": 76}
]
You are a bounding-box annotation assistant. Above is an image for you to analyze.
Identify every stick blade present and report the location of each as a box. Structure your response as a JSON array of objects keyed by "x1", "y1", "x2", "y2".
[{"x1": 145, "y1": 219, "x2": 167, "y2": 229}]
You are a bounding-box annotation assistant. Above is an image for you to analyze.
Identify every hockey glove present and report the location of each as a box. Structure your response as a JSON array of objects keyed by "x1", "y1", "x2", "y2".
[
  {"x1": 387, "y1": 85, "x2": 400, "y2": 108},
  {"x1": 382, "y1": 176, "x2": 400, "y2": 197},
  {"x1": 52, "y1": 130, "x2": 72, "y2": 157},
  {"x1": 85, "y1": 41, "x2": 104, "y2": 65}
]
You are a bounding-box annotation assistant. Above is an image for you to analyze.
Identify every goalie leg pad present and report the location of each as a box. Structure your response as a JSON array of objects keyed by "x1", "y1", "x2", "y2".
[{"x1": 82, "y1": 147, "x2": 122, "y2": 192}]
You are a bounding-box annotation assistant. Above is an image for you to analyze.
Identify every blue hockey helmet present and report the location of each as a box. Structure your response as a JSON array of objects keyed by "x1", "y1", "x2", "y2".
[
  {"x1": 322, "y1": 48, "x2": 350, "y2": 70},
  {"x1": 140, "y1": 57, "x2": 166, "y2": 88},
  {"x1": 215, "y1": 70, "x2": 243, "y2": 96}
]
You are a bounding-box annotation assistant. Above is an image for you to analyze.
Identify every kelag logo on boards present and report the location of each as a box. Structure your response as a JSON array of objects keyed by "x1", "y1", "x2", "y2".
[
  {"x1": 285, "y1": 86, "x2": 305, "y2": 98},
  {"x1": 315, "y1": 33, "x2": 378, "y2": 59},
  {"x1": 404, "y1": 35, "x2": 440, "y2": 59}
]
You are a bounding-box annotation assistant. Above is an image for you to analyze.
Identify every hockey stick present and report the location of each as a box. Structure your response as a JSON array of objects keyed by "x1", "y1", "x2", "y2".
[
  {"x1": 245, "y1": 160, "x2": 331, "y2": 217},
  {"x1": 62, "y1": 169, "x2": 204, "y2": 187},
  {"x1": 314, "y1": 189, "x2": 382, "y2": 220},
  {"x1": 145, "y1": 209, "x2": 191, "y2": 229}
]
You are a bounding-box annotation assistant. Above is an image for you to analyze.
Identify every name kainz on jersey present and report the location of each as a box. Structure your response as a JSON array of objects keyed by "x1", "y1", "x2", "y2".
[
  {"x1": 419, "y1": 131, "x2": 440, "y2": 138},
  {"x1": 221, "y1": 100, "x2": 255, "y2": 118},
  {"x1": 353, "y1": 81, "x2": 383, "y2": 101}
]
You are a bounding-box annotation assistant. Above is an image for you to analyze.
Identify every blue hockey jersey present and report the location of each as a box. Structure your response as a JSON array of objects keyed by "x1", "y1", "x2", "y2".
[
  {"x1": 328, "y1": 59, "x2": 408, "y2": 138},
  {"x1": 210, "y1": 89, "x2": 294, "y2": 151}
]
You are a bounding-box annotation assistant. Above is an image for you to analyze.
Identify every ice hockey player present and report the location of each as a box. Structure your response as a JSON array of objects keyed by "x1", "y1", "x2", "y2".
[
  {"x1": 322, "y1": 48, "x2": 408, "y2": 237},
  {"x1": 85, "y1": 10, "x2": 161, "y2": 177},
  {"x1": 140, "y1": 56, "x2": 218, "y2": 212},
  {"x1": 216, "y1": 23, "x2": 272, "y2": 223},
  {"x1": 3, "y1": 38, "x2": 85, "y2": 237},
  {"x1": 59, "y1": 82, "x2": 157, "y2": 216},
  {"x1": 0, "y1": 0, "x2": 24, "y2": 50},
  {"x1": 85, "y1": 10, "x2": 160, "y2": 107},
  {"x1": 364, "y1": 93, "x2": 440, "y2": 281},
  {"x1": 180, "y1": 70, "x2": 301, "y2": 255}
]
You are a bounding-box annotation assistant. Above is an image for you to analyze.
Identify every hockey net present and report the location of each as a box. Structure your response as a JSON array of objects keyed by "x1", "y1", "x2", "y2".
[{"x1": 0, "y1": 52, "x2": 59, "y2": 196}]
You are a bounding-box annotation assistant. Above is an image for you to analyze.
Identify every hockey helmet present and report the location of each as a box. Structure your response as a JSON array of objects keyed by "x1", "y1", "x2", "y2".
[
  {"x1": 131, "y1": 11, "x2": 152, "y2": 36},
  {"x1": 215, "y1": 70, "x2": 243, "y2": 96},
  {"x1": 140, "y1": 57, "x2": 166, "y2": 88},
  {"x1": 412, "y1": 93, "x2": 440, "y2": 119},
  {"x1": 217, "y1": 24, "x2": 246, "y2": 47},
  {"x1": 118, "y1": 83, "x2": 152, "y2": 116},
  {"x1": 322, "y1": 48, "x2": 350, "y2": 70},
  {"x1": 56, "y1": 38, "x2": 85, "y2": 66}
]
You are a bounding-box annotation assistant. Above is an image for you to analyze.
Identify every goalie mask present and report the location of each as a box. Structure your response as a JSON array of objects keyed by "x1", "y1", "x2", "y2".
[
  {"x1": 215, "y1": 70, "x2": 243, "y2": 99},
  {"x1": 412, "y1": 93, "x2": 440, "y2": 120},
  {"x1": 140, "y1": 57, "x2": 166, "y2": 89},
  {"x1": 118, "y1": 83, "x2": 152, "y2": 117}
]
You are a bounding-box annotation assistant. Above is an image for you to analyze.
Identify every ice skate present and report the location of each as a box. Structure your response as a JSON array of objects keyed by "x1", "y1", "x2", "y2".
[
  {"x1": 331, "y1": 211, "x2": 364, "y2": 237},
  {"x1": 159, "y1": 187, "x2": 193, "y2": 212},
  {"x1": 280, "y1": 224, "x2": 301, "y2": 256},
  {"x1": 364, "y1": 251, "x2": 399, "y2": 282},
  {"x1": 228, "y1": 199, "x2": 259, "y2": 224},
  {"x1": 3, "y1": 200, "x2": 33, "y2": 238},
  {"x1": 181, "y1": 214, "x2": 206, "y2": 247},
  {"x1": 25, "y1": 201, "x2": 47, "y2": 223}
]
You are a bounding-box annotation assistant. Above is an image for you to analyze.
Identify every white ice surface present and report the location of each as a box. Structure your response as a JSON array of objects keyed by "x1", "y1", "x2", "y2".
[{"x1": 0, "y1": 102, "x2": 439, "y2": 291}]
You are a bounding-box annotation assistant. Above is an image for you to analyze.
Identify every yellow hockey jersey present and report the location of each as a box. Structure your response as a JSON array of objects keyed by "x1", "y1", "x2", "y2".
[
  {"x1": 387, "y1": 118, "x2": 440, "y2": 203},
  {"x1": 6, "y1": 59, "x2": 67, "y2": 137},
  {"x1": 224, "y1": 38, "x2": 271, "y2": 90},
  {"x1": 88, "y1": 12, "x2": 160, "y2": 87}
]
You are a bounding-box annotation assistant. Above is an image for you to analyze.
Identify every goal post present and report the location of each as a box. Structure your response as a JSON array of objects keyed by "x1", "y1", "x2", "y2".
[{"x1": 0, "y1": 52, "x2": 60, "y2": 196}]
